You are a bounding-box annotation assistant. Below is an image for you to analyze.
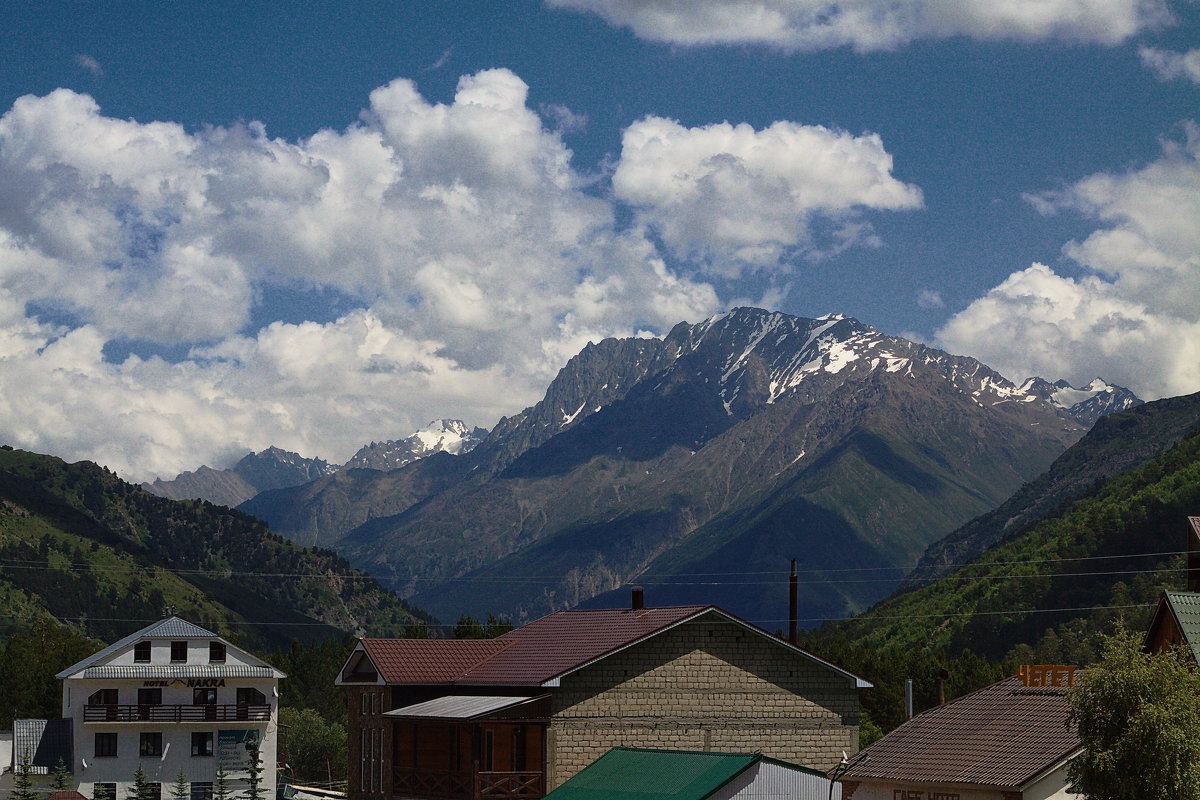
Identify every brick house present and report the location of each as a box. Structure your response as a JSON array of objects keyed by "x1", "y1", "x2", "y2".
[{"x1": 336, "y1": 594, "x2": 869, "y2": 800}]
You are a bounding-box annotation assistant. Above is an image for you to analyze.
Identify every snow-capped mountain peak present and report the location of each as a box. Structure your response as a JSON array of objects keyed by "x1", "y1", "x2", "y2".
[{"x1": 343, "y1": 419, "x2": 487, "y2": 472}]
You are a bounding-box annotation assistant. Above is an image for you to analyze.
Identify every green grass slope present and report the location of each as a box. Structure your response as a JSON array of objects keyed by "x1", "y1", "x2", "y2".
[{"x1": 0, "y1": 448, "x2": 431, "y2": 649}]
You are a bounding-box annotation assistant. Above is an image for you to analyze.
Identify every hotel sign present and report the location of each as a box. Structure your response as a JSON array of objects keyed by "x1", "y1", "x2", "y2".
[{"x1": 1018, "y1": 665, "x2": 1076, "y2": 687}]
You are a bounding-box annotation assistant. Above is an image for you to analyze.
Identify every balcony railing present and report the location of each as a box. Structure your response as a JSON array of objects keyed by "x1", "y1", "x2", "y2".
[
  {"x1": 394, "y1": 769, "x2": 544, "y2": 800},
  {"x1": 83, "y1": 704, "x2": 270, "y2": 722}
]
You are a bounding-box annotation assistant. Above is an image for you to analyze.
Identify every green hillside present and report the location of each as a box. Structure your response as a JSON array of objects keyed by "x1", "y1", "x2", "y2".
[
  {"x1": 820, "y1": 426, "x2": 1200, "y2": 662},
  {"x1": 0, "y1": 447, "x2": 431, "y2": 650}
]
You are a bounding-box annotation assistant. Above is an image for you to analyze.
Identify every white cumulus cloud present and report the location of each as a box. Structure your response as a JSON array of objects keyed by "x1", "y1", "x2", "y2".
[
  {"x1": 1140, "y1": 46, "x2": 1200, "y2": 84},
  {"x1": 0, "y1": 71, "x2": 723, "y2": 481},
  {"x1": 546, "y1": 0, "x2": 1171, "y2": 52},
  {"x1": 938, "y1": 123, "x2": 1200, "y2": 400},
  {"x1": 612, "y1": 117, "x2": 922, "y2": 274}
]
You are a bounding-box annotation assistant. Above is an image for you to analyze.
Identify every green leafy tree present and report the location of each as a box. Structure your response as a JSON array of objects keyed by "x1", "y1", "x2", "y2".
[
  {"x1": 51, "y1": 758, "x2": 71, "y2": 791},
  {"x1": 11, "y1": 748, "x2": 37, "y2": 800},
  {"x1": 0, "y1": 619, "x2": 97, "y2": 720},
  {"x1": 1068, "y1": 630, "x2": 1200, "y2": 799},
  {"x1": 280, "y1": 707, "x2": 347, "y2": 784}
]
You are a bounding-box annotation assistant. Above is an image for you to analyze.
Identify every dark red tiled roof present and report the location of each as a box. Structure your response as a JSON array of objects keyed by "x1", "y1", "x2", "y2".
[
  {"x1": 840, "y1": 676, "x2": 1079, "y2": 788},
  {"x1": 360, "y1": 639, "x2": 514, "y2": 684},
  {"x1": 460, "y1": 605, "x2": 712, "y2": 684},
  {"x1": 361, "y1": 605, "x2": 711, "y2": 686}
]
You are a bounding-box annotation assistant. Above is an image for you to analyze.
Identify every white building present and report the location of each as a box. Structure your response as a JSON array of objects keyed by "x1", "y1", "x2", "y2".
[{"x1": 54, "y1": 616, "x2": 285, "y2": 800}]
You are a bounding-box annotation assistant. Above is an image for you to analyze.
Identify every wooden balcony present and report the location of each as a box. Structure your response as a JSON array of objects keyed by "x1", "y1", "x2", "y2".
[
  {"x1": 394, "y1": 769, "x2": 544, "y2": 800},
  {"x1": 83, "y1": 704, "x2": 270, "y2": 722}
]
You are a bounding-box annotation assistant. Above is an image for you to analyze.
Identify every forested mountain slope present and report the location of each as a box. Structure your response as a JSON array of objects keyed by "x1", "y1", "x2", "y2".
[
  {"x1": 821, "y1": 423, "x2": 1200, "y2": 661},
  {"x1": 0, "y1": 448, "x2": 430, "y2": 649}
]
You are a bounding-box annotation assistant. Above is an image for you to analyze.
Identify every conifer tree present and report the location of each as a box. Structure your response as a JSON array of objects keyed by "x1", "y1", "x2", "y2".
[
  {"x1": 128, "y1": 766, "x2": 151, "y2": 800},
  {"x1": 11, "y1": 748, "x2": 37, "y2": 800},
  {"x1": 243, "y1": 741, "x2": 265, "y2": 800},
  {"x1": 213, "y1": 765, "x2": 231, "y2": 800},
  {"x1": 169, "y1": 770, "x2": 189, "y2": 800},
  {"x1": 51, "y1": 758, "x2": 71, "y2": 791}
]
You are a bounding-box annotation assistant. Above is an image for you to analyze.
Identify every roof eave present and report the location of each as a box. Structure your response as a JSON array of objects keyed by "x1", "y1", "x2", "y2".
[{"x1": 538, "y1": 606, "x2": 870, "y2": 688}]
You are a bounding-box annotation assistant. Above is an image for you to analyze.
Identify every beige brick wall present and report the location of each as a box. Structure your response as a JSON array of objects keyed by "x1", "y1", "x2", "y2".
[{"x1": 547, "y1": 615, "x2": 859, "y2": 786}]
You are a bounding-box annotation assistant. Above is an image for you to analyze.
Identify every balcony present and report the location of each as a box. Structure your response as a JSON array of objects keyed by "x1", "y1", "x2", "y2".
[
  {"x1": 83, "y1": 704, "x2": 270, "y2": 723},
  {"x1": 394, "y1": 769, "x2": 544, "y2": 800}
]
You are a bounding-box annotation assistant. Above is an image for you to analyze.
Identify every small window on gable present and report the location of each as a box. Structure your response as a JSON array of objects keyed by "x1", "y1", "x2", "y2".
[
  {"x1": 209, "y1": 641, "x2": 226, "y2": 663},
  {"x1": 171, "y1": 641, "x2": 187, "y2": 662},
  {"x1": 134, "y1": 641, "x2": 151, "y2": 663}
]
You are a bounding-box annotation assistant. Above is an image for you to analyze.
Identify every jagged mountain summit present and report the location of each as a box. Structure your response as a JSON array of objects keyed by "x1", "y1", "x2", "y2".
[
  {"x1": 343, "y1": 420, "x2": 487, "y2": 471},
  {"x1": 144, "y1": 421, "x2": 484, "y2": 507},
  {"x1": 142, "y1": 446, "x2": 337, "y2": 507},
  {"x1": 1017, "y1": 376, "x2": 1142, "y2": 426},
  {"x1": 249, "y1": 307, "x2": 1123, "y2": 626}
]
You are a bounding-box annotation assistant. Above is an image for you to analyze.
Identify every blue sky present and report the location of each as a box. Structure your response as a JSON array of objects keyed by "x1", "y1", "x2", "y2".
[{"x1": 0, "y1": 1, "x2": 1197, "y2": 480}]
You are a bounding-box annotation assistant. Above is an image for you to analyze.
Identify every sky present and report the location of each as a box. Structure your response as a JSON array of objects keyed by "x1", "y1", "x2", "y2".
[{"x1": 0, "y1": 0, "x2": 1198, "y2": 482}]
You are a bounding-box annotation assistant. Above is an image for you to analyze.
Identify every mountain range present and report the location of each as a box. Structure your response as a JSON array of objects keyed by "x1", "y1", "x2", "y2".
[
  {"x1": 238, "y1": 307, "x2": 1139, "y2": 626},
  {"x1": 142, "y1": 419, "x2": 486, "y2": 507}
]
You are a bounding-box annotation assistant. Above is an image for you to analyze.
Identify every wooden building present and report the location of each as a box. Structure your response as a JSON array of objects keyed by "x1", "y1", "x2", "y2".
[{"x1": 336, "y1": 593, "x2": 869, "y2": 800}]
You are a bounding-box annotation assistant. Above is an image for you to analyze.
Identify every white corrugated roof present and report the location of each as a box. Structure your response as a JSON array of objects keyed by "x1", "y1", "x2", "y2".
[
  {"x1": 56, "y1": 616, "x2": 284, "y2": 679},
  {"x1": 83, "y1": 665, "x2": 281, "y2": 679},
  {"x1": 383, "y1": 695, "x2": 544, "y2": 719}
]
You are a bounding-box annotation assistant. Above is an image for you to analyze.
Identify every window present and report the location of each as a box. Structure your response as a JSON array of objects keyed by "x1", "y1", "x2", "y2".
[
  {"x1": 94, "y1": 732, "x2": 117, "y2": 757},
  {"x1": 94, "y1": 783, "x2": 117, "y2": 800},
  {"x1": 190, "y1": 784, "x2": 212, "y2": 800},
  {"x1": 137, "y1": 688, "x2": 162, "y2": 720},
  {"x1": 140, "y1": 732, "x2": 163, "y2": 757},
  {"x1": 134, "y1": 641, "x2": 151, "y2": 663},
  {"x1": 89, "y1": 688, "x2": 118, "y2": 705},
  {"x1": 209, "y1": 641, "x2": 226, "y2": 663},
  {"x1": 145, "y1": 784, "x2": 162, "y2": 800},
  {"x1": 236, "y1": 687, "x2": 265, "y2": 705},
  {"x1": 191, "y1": 731, "x2": 213, "y2": 757},
  {"x1": 171, "y1": 641, "x2": 187, "y2": 662}
]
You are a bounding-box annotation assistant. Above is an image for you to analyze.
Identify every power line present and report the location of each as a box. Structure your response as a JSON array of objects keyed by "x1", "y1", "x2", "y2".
[{"x1": 0, "y1": 551, "x2": 1185, "y2": 586}]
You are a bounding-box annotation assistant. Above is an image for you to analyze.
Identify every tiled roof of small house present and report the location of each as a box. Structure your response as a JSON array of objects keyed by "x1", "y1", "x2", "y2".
[
  {"x1": 355, "y1": 604, "x2": 869, "y2": 688},
  {"x1": 839, "y1": 676, "x2": 1079, "y2": 788}
]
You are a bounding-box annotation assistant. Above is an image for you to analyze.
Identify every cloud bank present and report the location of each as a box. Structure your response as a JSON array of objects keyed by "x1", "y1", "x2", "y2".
[
  {"x1": 613, "y1": 117, "x2": 922, "y2": 273},
  {"x1": 0, "y1": 70, "x2": 919, "y2": 481},
  {"x1": 937, "y1": 123, "x2": 1200, "y2": 400},
  {"x1": 545, "y1": 0, "x2": 1171, "y2": 52}
]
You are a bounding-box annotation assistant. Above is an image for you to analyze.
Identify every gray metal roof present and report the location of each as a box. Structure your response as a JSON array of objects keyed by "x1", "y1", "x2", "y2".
[
  {"x1": 13, "y1": 719, "x2": 71, "y2": 774},
  {"x1": 56, "y1": 617, "x2": 219, "y2": 678},
  {"x1": 82, "y1": 665, "x2": 281, "y2": 679},
  {"x1": 384, "y1": 695, "x2": 542, "y2": 720}
]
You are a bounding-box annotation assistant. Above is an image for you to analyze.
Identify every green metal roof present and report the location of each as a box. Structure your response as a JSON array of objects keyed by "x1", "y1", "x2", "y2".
[
  {"x1": 544, "y1": 748, "x2": 759, "y2": 800},
  {"x1": 1163, "y1": 592, "x2": 1200, "y2": 663}
]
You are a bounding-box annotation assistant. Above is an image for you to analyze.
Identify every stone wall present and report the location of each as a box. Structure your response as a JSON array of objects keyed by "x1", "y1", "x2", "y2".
[{"x1": 547, "y1": 614, "x2": 859, "y2": 787}]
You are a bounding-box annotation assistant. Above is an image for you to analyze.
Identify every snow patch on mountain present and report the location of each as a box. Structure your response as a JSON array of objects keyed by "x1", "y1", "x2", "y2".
[{"x1": 343, "y1": 419, "x2": 487, "y2": 471}]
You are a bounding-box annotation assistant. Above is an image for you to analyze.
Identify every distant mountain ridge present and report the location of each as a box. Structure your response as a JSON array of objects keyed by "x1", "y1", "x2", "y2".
[
  {"x1": 245, "y1": 307, "x2": 1134, "y2": 626},
  {"x1": 142, "y1": 420, "x2": 484, "y2": 507}
]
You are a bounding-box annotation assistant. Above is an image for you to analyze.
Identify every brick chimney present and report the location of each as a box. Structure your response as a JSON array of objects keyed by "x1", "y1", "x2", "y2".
[{"x1": 631, "y1": 586, "x2": 645, "y2": 610}]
